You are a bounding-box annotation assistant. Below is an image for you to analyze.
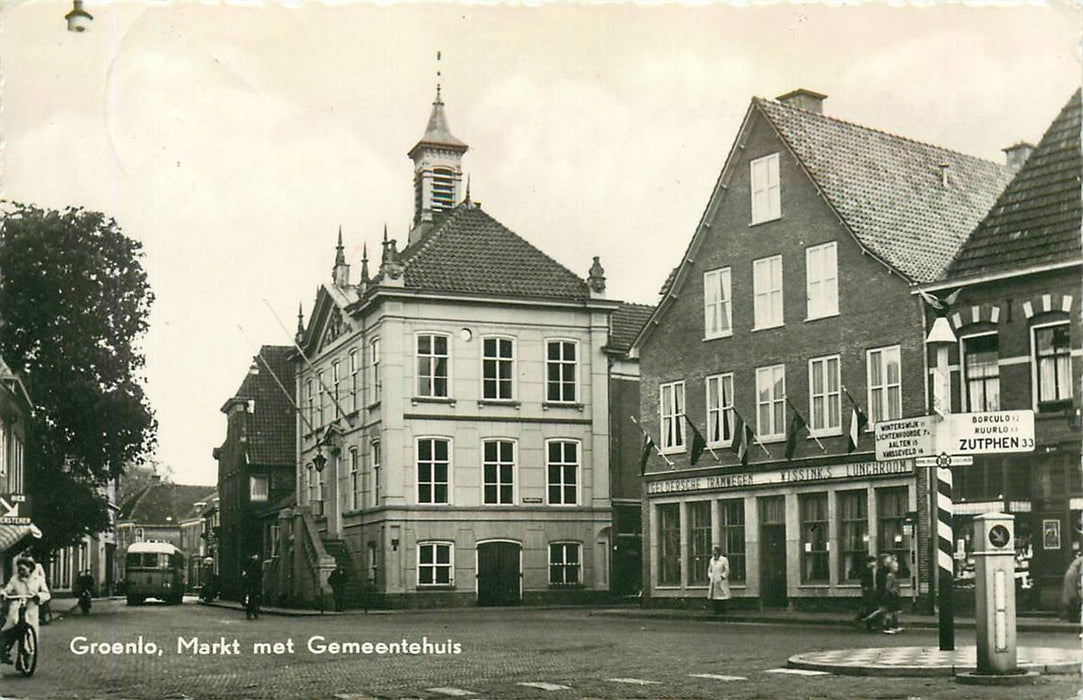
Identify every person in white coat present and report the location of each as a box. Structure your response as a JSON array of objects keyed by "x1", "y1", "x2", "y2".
[{"x1": 707, "y1": 545, "x2": 731, "y2": 615}]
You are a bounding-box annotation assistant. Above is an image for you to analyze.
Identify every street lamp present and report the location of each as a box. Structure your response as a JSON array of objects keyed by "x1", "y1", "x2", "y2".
[
  {"x1": 312, "y1": 450, "x2": 327, "y2": 473},
  {"x1": 65, "y1": 0, "x2": 93, "y2": 32}
]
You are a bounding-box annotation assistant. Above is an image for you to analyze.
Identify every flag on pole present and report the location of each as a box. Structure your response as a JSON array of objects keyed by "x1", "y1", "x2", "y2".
[
  {"x1": 729, "y1": 412, "x2": 752, "y2": 466},
  {"x1": 685, "y1": 416, "x2": 708, "y2": 466},
  {"x1": 843, "y1": 386, "x2": 868, "y2": 453},
  {"x1": 639, "y1": 431, "x2": 656, "y2": 475},
  {"x1": 785, "y1": 401, "x2": 808, "y2": 460}
]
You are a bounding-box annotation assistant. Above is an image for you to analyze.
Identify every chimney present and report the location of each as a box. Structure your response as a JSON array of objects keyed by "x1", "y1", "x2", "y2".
[
  {"x1": 937, "y1": 163, "x2": 951, "y2": 188},
  {"x1": 1002, "y1": 142, "x2": 1034, "y2": 172},
  {"x1": 776, "y1": 89, "x2": 827, "y2": 115}
]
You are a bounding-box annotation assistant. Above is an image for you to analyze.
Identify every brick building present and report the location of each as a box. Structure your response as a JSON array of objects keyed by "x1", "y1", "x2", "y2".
[
  {"x1": 916, "y1": 89, "x2": 1082, "y2": 610},
  {"x1": 631, "y1": 89, "x2": 1012, "y2": 610}
]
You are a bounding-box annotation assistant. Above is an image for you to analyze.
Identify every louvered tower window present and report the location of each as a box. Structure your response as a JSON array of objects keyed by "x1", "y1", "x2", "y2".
[{"x1": 431, "y1": 167, "x2": 455, "y2": 213}]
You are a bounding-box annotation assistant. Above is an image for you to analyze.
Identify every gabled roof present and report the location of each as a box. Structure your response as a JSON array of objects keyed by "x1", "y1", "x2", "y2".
[
  {"x1": 225, "y1": 345, "x2": 296, "y2": 466},
  {"x1": 118, "y1": 483, "x2": 217, "y2": 524},
  {"x1": 607, "y1": 302, "x2": 654, "y2": 354},
  {"x1": 755, "y1": 97, "x2": 1013, "y2": 283},
  {"x1": 389, "y1": 203, "x2": 591, "y2": 302},
  {"x1": 946, "y1": 89, "x2": 1082, "y2": 279}
]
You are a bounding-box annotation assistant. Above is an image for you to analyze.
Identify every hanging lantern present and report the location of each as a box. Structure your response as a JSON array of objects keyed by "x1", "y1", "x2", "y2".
[{"x1": 65, "y1": 0, "x2": 93, "y2": 33}]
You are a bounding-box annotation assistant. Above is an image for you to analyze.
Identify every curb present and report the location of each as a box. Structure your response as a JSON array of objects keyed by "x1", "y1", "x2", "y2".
[{"x1": 786, "y1": 648, "x2": 1083, "y2": 678}]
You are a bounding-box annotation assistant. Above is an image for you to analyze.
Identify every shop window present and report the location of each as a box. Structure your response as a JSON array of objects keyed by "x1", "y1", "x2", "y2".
[
  {"x1": 877, "y1": 487, "x2": 910, "y2": 578},
  {"x1": 688, "y1": 502, "x2": 712, "y2": 585},
  {"x1": 800, "y1": 493, "x2": 829, "y2": 583},
  {"x1": 838, "y1": 490, "x2": 868, "y2": 581},
  {"x1": 658, "y1": 504, "x2": 681, "y2": 585},
  {"x1": 719, "y1": 499, "x2": 746, "y2": 582}
]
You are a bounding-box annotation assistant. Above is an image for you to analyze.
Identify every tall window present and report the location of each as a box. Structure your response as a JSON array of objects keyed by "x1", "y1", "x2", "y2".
[
  {"x1": 483, "y1": 440, "x2": 515, "y2": 505},
  {"x1": 1034, "y1": 323, "x2": 1072, "y2": 411},
  {"x1": 800, "y1": 493, "x2": 829, "y2": 583},
  {"x1": 416, "y1": 334, "x2": 449, "y2": 398},
  {"x1": 753, "y1": 255, "x2": 784, "y2": 329},
  {"x1": 371, "y1": 440, "x2": 381, "y2": 509},
  {"x1": 838, "y1": 490, "x2": 868, "y2": 581},
  {"x1": 417, "y1": 542, "x2": 453, "y2": 586},
  {"x1": 349, "y1": 349, "x2": 360, "y2": 413},
  {"x1": 482, "y1": 337, "x2": 514, "y2": 400},
  {"x1": 659, "y1": 381, "x2": 686, "y2": 451},
  {"x1": 305, "y1": 379, "x2": 314, "y2": 430},
  {"x1": 962, "y1": 334, "x2": 1000, "y2": 412},
  {"x1": 719, "y1": 499, "x2": 746, "y2": 582},
  {"x1": 369, "y1": 338, "x2": 381, "y2": 404},
  {"x1": 349, "y1": 447, "x2": 360, "y2": 510},
  {"x1": 750, "y1": 153, "x2": 781, "y2": 224},
  {"x1": 306, "y1": 464, "x2": 317, "y2": 506},
  {"x1": 317, "y1": 371, "x2": 326, "y2": 426},
  {"x1": 688, "y1": 501, "x2": 712, "y2": 585},
  {"x1": 805, "y1": 242, "x2": 838, "y2": 319},
  {"x1": 367, "y1": 542, "x2": 378, "y2": 584},
  {"x1": 706, "y1": 373, "x2": 734, "y2": 446},
  {"x1": 546, "y1": 440, "x2": 578, "y2": 505},
  {"x1": 877, "y1": 487, "x2": 909, "y2": 577},
  {"x1": 549, "y1": 542, "x2": 581, "y2": 587},
  {"x1": 867, "y1": 346, "x2": 902, "y2": 425},
  {"x1": 11, "y1": 438, "x2": 21, "y2": 493},
  {"x1": 756, "y1": 365, "x2": 786, "y2": 439},
  {"x1": 704, "y1": 268, "x2": 732, "y2": 339},
  {"x1": 809, "y1": 355, "x2": 841, "y2": 434},
  {"x1": 658, "y1": 503, "x2": 681, "y2": 585},
  {"x1": 332, "y1": 361, "x2": 342, "y2": 419},
  {"x1": 417, "y1": 438, "x2": 450, "y2": 504},
  {"x1": 249, "y1": 475, "x2": 269, "y2": 503},
  {"x1": 546, "y1": 340, "x2": 577, "y2": 403}
]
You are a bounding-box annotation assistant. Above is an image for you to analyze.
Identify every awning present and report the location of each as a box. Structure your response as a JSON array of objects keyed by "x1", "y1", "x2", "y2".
[{"x1": 0, "y1": 523, "x2": 41, "y2": 554}]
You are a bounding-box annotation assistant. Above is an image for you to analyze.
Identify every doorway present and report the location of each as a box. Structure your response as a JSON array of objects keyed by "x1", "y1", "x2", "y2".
[
  {"x1": 476, "y1": 541, "x2": 521, "y2": 606},
  {"x1": 760, "y1": 496, "x2": 788, "y2": 608}
]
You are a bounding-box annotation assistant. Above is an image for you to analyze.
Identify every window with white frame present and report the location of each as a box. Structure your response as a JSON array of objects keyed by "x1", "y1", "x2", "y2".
[
  {"x1": 659, "y1": 381, "x2": 686, "y2": 451},
  {"x1": 369, "y1": 337, "x2": 381, "y2": 405},
  {"x1": 370, "y1": 440, "x2": 381, "y2": 509},
  {"x1": 482, "y1": 337, "x2": 515, "y2": 400},
  {"x1": 417, "y1": 542, "x2": 453, "y2": 586},
  {"x1": 867, "y1": 346, "x2": 902, "y2": 425},
  {"x1": 367, "y1": 542, "x2": 378, "y2": 584},
  {"x1": 417, "y1": 438, "x2": 450, "y2": 504},
  {"x1": 756, "y1": 364, "x2": 786, "y2": 439},
  {"x1": 317, "y1": 370, "x2": 327, "y2": 426},
  {"x1": 349, "y1": 447, "x2": 360, "y2": 510},
  {"x1": 546, "y1": 340, "x2": 577, "y2": 403},
  {"x1": 306, "y1": 379, "x2": 314, "y2": 429},
  {"x1": 546, "y1": 440, "x2": 579, "y2": 505},
  {"x1": 549, "y1": 542, "x2": 581, "y2": 587},
  {"x1": 416, "y1": 334, "x2": 449, "y2": 398},
  {"x1": 750, "y1": 153, "x2": 781, "y2": 224},
  {"x1": 249, "y1": 475, "x2": 269, "y2": 503},
  {"x1": 306, "y1": 464, "x2": 317, "y2": 506},
  {"x1": 1033, "y1": 323, "x2": 1072, "y2": 411},
  {"x1": 483, "y1": 439, "x2": 515, "y2": 505},
  {"x1": 805, "y1": 242, "x2": 838, "y2": 319},
  {"x1": 753, "y1": 255, "x2": 783, "y2": 329},
  {"x1": 808, "y1": 355, "x2": 841, "y2": 434},
  {"x1": 349, "y1": 349, "x2": 360, "y2": 413},
  {"x1": 332, "y1": 360, "x2": 342, "y2": 419},
  {"x1": 706, "y1": 373, "x2": 734, "y2": 446},
  {"x1": 703, "y1": 268, "x2": 732, "y2": 339},
  {"x1": 962, "y1": 333, "x2": 1000, "y2": 412}
]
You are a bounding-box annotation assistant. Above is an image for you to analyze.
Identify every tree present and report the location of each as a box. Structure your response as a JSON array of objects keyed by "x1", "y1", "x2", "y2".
[{"x1": 0, "y1": 203, "x2": 156, "y2": 554}]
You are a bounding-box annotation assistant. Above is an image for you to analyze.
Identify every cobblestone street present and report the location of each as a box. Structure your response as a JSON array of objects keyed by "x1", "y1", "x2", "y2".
[{"x1": 0, "y1": 599, "x2": 1078, "y2": 699}]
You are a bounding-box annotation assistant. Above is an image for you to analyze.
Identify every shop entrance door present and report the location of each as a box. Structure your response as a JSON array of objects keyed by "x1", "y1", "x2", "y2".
[
  {"x1": 476, "y1": 541, "x2": 521, "y2": 606},
  {"x1": 760, "y1": 496, "x2": 788, "y2": 608}
]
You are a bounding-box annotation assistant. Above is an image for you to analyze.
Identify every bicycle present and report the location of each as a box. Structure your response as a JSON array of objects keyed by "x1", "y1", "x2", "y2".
[{"x1": 0, "y1": 594, "x2": 39, "y2": 677}]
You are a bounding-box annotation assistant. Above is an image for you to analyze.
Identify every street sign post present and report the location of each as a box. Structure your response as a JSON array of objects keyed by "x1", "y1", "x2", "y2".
[
  {"x1": 874, "y1": 415, "x2": 939, "y2": 461},
  {"x1": 945, "y1": 410, "x2": 1035, "y2": 454}
]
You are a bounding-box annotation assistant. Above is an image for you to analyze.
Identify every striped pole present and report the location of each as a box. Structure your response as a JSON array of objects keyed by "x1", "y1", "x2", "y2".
[{"x1": 936, "y1": 461, "x2": 955, "y2": 651}]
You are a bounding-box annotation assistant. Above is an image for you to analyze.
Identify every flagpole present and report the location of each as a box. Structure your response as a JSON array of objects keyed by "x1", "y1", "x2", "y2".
[
  {"x1": 630, "y1": 415, "x2": 674, "y2": 467},
  {"x1": 732, "y1": 407, "x2": 771, "y2": 457},
  {"x1": 684, "y1": 415, "x2": 721, "y2": 463},
  {"x1": 786, "y1": 397, "x2": 825, "y2": 452}
]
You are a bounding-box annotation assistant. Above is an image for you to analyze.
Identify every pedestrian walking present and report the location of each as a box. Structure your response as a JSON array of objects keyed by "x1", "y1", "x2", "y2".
[
  {"x1": 241, "y1": 555, "x2": 262, "y2": 620},
  {"x1": 882, "y1": 556, "x2": 903, "y2": 634},
  {"x1": 862, "y1": 553, "x2": 891, "y2": 631},
  {"x1": 854, "y1": 555, "x2": 877, "y2": 630},
  {"x1": 1061, "y1": 552, "x2": 1082, "y2": 623},
  {"x1": 328, "y1": 563, "x2": 348, "y2": 612},
  {"x1": 706, "y1": 545, "x2": 731, "y2": 615}
]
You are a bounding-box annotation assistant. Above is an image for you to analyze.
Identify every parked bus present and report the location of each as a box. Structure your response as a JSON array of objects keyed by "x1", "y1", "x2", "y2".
[{"x1": 124, "y1": 542, "x2": 185, "y2": 605}]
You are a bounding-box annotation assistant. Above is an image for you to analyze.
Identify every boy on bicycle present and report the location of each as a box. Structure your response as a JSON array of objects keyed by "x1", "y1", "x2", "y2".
[{"x1": 0, "y1": 557, "x2": 50, "y2": 663}]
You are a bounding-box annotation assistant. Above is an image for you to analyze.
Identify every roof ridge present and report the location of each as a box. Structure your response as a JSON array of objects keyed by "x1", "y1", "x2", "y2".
[{"x1": 753, "y1": 96, "x2": 1007, "y2": 169}]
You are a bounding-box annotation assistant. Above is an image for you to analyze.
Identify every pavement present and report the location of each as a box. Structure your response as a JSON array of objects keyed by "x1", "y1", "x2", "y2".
[{"x1": 195, "y1": 597, "x2": 1083, "y2": 680}]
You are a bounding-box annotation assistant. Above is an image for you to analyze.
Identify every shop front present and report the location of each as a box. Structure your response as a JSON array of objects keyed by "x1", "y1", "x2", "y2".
[{"x1": 645, "y1": 458, "x2": 920, "y2": 612}]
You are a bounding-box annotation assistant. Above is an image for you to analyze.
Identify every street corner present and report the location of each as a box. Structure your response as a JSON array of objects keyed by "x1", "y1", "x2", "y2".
[{"x1": 787, "y1": 645, "x2": 1083, "y2": 678}]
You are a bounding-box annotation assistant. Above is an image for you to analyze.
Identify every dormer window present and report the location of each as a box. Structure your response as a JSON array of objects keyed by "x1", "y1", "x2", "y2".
[{"x1": 750, "y1": 153, "x2": 781, "y2": 224}]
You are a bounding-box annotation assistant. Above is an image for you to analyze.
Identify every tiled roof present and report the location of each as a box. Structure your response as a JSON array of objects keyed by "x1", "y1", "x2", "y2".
[
  {"x1": 608, "y1": 302, "x2": 654, "y2": 353},
  {"x1": 395, "y1": 204, "x2": 590, "y2": 301},
  {"x1": 118, "y1": 483, "x2": 217, "y2": 524},
  {"x1": 947, "y1": 90, "x2": 1082, "y2": 279},
  {"x1": 230, "y1": 345, "x2": 296, "y2": 466},
  {"x1": 755, "y1": 98, "x2": 1014, "y2": 283}
]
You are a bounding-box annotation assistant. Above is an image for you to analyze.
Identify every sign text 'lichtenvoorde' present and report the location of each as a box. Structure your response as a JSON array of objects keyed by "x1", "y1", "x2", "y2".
[{"x1": 646, "y1": 459, "x2": 913, "y2": 495}]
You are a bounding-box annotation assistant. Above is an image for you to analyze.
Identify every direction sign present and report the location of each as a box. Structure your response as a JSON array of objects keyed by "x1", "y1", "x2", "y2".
[
  {"x1": 874, "y1": 415, "x2": 938, "y2": 461},
  {"x1": 946, "y1": 410, "x2": 1035, "y2": 455},
  {"x1": 0, "y1": 516, "x2": 30, "y2": 526}
]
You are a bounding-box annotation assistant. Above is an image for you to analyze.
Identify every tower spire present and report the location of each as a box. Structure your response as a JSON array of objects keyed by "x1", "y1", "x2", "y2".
[
  {"x1": 332, "y1": 226, "x2": 350, "y2": 287},
  {"x1": 360, "y1": 242, "x2": 370, "y2": 283},
  {"x1": 295, "y1": 302, "x2": 305, "y2": 344}
]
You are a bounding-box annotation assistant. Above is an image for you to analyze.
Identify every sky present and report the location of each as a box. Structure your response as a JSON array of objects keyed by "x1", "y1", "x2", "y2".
[{"x1": 0, "y1": 1, "x2": 1079, "y2": 486}]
